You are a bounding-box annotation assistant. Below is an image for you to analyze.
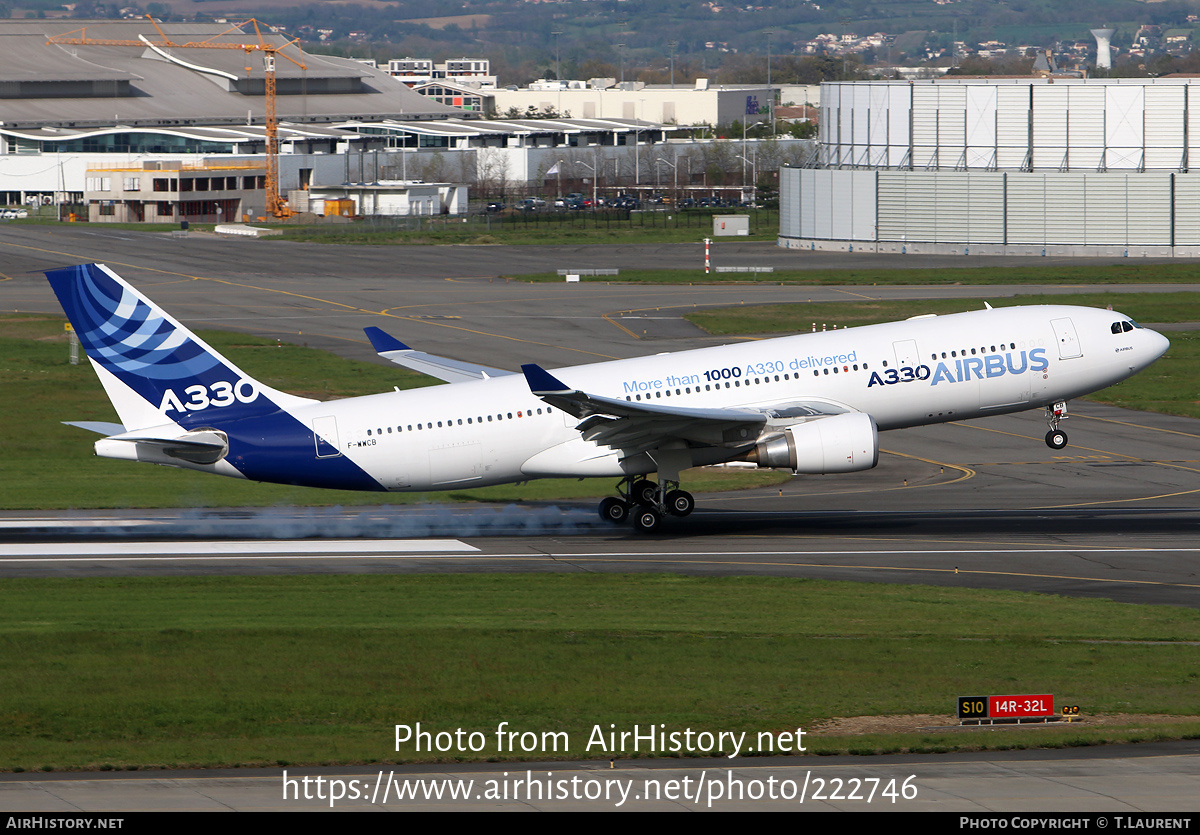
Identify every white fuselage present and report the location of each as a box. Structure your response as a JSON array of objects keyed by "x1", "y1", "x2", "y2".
[{"x1": 280, "y1": 304, "x2": 1168, "y2": 491}]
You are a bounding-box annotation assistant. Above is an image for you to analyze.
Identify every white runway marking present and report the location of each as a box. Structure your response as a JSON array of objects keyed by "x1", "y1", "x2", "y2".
[
  {"x1": 0, "y1": 519, "x2": 170, "y2": 529},
  {"x1": 1, "y1": 540, "x2": 478, "y2": 560},
  {"x1": 6, "y1": 544, "x2": 1198, "y2": 564}
]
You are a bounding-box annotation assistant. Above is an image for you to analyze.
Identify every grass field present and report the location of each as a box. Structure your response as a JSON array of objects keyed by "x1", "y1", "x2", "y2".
[
  {"x1": 517, "y1": 263, "x2": 1200, "y2": 285},
  {"x1": 2, "y1": 574, "x2": 1198, "y2": 771},
  {"x1": 9, "y1": 210, "x2": 779, "y2": 247},
  {"x1": 684, "y1": 293, "x2": 1200, "y2": 333},
  {"x1": 274, "y1": 210, "x2": 779, "y2": 246}
]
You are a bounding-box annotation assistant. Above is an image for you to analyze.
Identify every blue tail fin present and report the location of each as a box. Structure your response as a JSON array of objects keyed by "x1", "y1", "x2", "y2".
[{"x1": 46, "y1": 263, "x2": 313, "y2": 431}]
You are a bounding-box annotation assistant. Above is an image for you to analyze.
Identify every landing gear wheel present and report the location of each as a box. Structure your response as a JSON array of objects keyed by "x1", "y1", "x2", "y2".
[
  {"x1": 1046, "y1": 430, "x2": 1068, "y2": 450},
  {"x1": 631, "y1": 479, "x2": 658, "y2": 506},
  {"x1": 665, "y1": 489, "x2": 695, "y2": 517},
  {"x1": 633, "y1": 508, "x2": 662, "y2": 533},
  {"x1": 599, "y1": 497, "x2": 629, "y2": 523}
]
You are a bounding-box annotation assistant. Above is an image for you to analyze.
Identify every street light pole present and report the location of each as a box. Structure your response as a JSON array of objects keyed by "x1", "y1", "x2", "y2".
[
  {"x1": 657, "y1": 156, "x2": 677, "y2": 203},
  {"x1": 766, "y1": 29, "x2": 774, "y2": 135},
  {"x1": 737, "y1": 152, "x2": 756, "y2": 204},
  {"x1": 574, "y1": 155, "x2": 598, "y2": 209}
]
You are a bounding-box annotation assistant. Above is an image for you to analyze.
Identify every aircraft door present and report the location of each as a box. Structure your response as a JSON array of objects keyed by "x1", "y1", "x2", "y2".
[
  {"x1": 1051, "y1": 318, "x2": 1082, "y2": 359},
  {"x1": 893, "y1": 339, "x2": 919, "y2": 368},
  {"x1": 312, "y1": 416, "x2": 342, "y2": 458}
]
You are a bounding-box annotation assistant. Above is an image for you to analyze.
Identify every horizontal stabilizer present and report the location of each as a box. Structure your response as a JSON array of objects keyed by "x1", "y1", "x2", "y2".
[
  {"x1": 63, "y1": 421, "x2": 127, "y2": 436},
  {"x1": 95, "y1": 428, "x2": 230, "y2": 465},
  {"x1": 364, "y1": 327, "x2": 516, "y2": 383}
]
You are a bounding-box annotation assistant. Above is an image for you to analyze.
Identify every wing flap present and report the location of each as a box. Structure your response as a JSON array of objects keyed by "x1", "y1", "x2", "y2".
[{"x1": 522, "y1": 364, "x2": 766, "y2": 454}]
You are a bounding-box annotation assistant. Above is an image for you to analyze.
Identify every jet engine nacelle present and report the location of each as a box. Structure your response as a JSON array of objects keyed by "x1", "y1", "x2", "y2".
[{"x1": 747, "y1": 413, "x2": 878, "y2": 474}]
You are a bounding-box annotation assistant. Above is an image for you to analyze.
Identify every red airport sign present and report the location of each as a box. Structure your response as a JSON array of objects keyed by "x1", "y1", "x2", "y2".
[{"x1": 958, "y1": 694, "x2": 1054, "y2": 721}]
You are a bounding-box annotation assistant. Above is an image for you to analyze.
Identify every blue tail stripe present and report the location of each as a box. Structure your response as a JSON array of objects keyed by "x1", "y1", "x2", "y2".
[
  {"x1": 47, "y1": 263, "x2": 388, "y2": 492},
  {"x1": 47, "y1": 263, "x2": 260, "y2": 421}
]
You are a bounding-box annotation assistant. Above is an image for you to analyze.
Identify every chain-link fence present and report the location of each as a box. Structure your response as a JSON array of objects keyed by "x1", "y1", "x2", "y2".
[{"x1": 304, "y1": 208, "x2": 777, "y2": 237}]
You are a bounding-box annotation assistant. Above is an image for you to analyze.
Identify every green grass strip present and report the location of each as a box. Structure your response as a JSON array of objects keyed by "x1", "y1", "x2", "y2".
[
  {"x1": 275, "y1": 210, "x2": 779, "y2": 246},
  {"x1": 517, "y1": 264, "x2": 1200, "y2": 284},
  {"x1": 684, "y1": 293, "x2": 1200, "y2": 333},
  {"x1": 2, "y1": 574, "x2": 1198, "y2": 770}
]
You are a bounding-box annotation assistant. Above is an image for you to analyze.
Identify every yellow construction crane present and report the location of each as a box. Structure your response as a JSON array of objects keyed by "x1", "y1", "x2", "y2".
[{"x1": 47, "y1": 16, "x2": 306, "y2": 219}]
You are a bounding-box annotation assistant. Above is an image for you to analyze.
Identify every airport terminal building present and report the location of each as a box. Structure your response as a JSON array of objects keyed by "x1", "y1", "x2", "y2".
[
  {"x1": 779, "y1": 77, "x2": 1200, "y2": 256},
  {"x1": 0, "y1": 18, "x2": 807, "y2": 216}
]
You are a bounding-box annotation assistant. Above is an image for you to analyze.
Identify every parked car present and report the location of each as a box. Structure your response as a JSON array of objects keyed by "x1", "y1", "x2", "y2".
[{"x1": 0, "y1": 208, "x2": 29, "y2": 219}]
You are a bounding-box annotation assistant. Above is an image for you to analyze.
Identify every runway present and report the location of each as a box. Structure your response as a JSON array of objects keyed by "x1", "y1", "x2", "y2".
[
  {"x1": 4, "y1": 402, "x2": 1198, "y2": 607},
  {"x1": 3, "y1": 741, "x2": 1199, "y2": 812}
]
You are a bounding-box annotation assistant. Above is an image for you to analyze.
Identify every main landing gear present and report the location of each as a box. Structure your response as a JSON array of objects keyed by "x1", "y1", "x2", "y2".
[
  {"x1": 598, "y1": 476, "x2": 694, "y2": 533},
  {"x1": 1045, "y1": 401, "x2": 1069, "y2": 450}
]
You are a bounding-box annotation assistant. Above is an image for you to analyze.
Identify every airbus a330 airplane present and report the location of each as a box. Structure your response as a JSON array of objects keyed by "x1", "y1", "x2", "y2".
[{"x1": 48, "y1": 263, "x2": 1169, "y2": 532}]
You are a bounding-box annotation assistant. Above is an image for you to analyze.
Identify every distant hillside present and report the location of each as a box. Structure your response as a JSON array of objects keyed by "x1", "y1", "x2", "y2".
[{"x1": 6, "y1": 0, "x2": 1196, "y2": 84}]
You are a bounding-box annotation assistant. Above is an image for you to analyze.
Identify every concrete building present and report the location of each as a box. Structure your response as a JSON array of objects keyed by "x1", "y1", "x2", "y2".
[
  {"x1": 490, "y1": 79, "x2": 773, "y2": 127},
  {"x1": 301, "y1": 181, "x2": 467, "y2": 217},
  {"x1": 0, "y1": 18, "x2": 455, "y2": 208},
  {"x1": 411, "y1": 81, "x2": 494, "y2": 115},
  {"x1": 779, "y1": 77, "x2": 1200, "y2": 256},
  {"x1": 0, "y1": 19, "x2": 802, "y2": 213},
  {"x1": 387, "y1": 58, "x2": 496, "y2": 89},
  {"x1": 85, "y1": 162, "x2": 266, "y2": 223},
  {"x1": 1, "y1": 124, "x2": 354, "y2": 207}
]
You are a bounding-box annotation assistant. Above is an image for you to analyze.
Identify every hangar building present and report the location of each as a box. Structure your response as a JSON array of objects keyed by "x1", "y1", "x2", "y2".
[
  {"x1": 0, "y1": 18, "x2": 806, "y2": 215},
  {"x1": 779, "y1": 77, "x2": 1200, "y2": 256}
]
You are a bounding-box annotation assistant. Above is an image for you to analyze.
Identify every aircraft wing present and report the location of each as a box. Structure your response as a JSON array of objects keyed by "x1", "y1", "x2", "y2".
[
  {"x1": 365, "y1": 327, "x2": 517, "y2": 384},
  {"x1": 522, "y1": 363, "x2": 770, "y2": 452}
]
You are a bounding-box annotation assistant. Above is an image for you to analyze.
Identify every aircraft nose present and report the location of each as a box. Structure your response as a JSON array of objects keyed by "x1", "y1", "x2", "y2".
[
  {"x1": 1133, "y1": 328, "x2": 1171, "y2": 372},
  {"x1": 1149, "y1": 329, "x2": 1170, "y2": 361}
]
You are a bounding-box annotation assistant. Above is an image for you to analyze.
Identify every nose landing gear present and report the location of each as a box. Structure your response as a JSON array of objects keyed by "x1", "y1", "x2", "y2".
[{"x1": 1045, "y1": 401, "x2": 1069, "y2": 450}]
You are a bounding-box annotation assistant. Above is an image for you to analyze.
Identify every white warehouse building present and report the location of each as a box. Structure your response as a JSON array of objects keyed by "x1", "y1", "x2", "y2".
[{"x1": 779, "y1": 77, "x2": 1200, "y2": 256}]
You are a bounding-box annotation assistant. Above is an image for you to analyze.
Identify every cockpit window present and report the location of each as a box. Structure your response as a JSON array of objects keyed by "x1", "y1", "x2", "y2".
[
  {"x1": 1112, "y1": 320, "x2": 1138, "y2": 334},
  {"x1": 1112, "y1": 322, "x2": 1122, "y2": 334}
]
